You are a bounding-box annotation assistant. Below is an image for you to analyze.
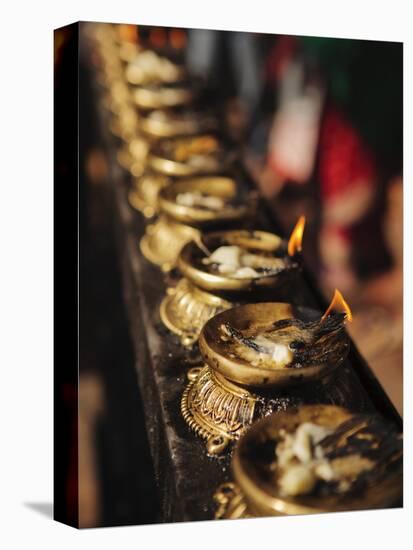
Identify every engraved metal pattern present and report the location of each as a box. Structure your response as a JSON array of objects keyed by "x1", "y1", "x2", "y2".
[
  {"x1": 160, "y1": 278, "x2": 233, "y2": 346},
  {"x1": 181, "y1": 365, "x2": 259, "y2": 454}
]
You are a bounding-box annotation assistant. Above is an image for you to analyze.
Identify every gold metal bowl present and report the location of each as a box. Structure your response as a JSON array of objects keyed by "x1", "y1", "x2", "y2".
[
  {"x1": 140, "y1": 215, "x2": 200, "y2": 272},
  {"x1": 132, "y1": 141, "x2": 237, "y2": 216},
  {"x1": 147, "y1": 134, "x2": 234, "y2": 177},
  {"x1": 125, "y1": 50, "x2": 185, "y2": 86},
  {"x1": 140, "y1": 176, "x2": 251, "y2": 270},
  {"x1": 140, "y1": 109, "x2": 218, "y2": 140},
  {"x1": 178, "y1": 230, "x2": 297, "y2": 293},
  {"x1": 158, "y1": 177, "x2": 252, "y2": 226},
  {"x1": 132, "y1": 82, "x2": 194, "y2": 110},
  {"x1": 160, "y1": 227, "x2": 295, "y2": 347},
  {"x1": 180, "y1": 302, "x2": 351, "y2": 455},
  {"x1": 181, "y1": 302, "x2": 352, "y2": 455},
  {"x1": 128, "y1": 130, "x2": 226, "y2": 217},
  {"x1": 222, "y1": 405, "x2": 403, "y2": 517},
  {"x1": 160, "y1": 279, "x2": 233, "y2": 347},
  {"x1": 199, "y1": 302, "x2": 349, "y2": 389}
]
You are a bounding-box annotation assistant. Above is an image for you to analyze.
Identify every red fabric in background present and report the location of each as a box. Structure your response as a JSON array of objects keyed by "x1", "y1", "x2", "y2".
[{"x1": 318, "y1": 106, "x2": 376, "y2": 200}]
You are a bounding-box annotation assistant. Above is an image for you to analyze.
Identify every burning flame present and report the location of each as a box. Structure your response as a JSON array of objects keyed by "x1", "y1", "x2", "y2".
[
  {"x1": 322, "y1": 289, "x2": 353, "y2": 322},
  {"x1": 287, "y1": 216, "x2": 306, "y2": 256}
]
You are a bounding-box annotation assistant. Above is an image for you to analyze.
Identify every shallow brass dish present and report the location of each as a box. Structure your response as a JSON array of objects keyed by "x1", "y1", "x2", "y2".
[
  {"x1": 140, "y1": 177, "x2": 251, "y2": 271},
  {"x1": 140, "y1": 215, "x2": 200, "y2": 272},
  {"x1": 132, "y1": 82, "x2": 194, "y2": 110},
  {"x1": 147, "y1": 134, "x2": 234, "y2": 177},
  {"x1": 181, "y1": 303, "x2": 351, "y2": 455},
  {"x1": 128, "y1": 130, "x2": 225, "y2": 217},
  {"x1": 140, "y1": 109, "x2": 218, "y2": 140},
  {"x1": 158, "y1": 177, "x2": 252, "y2": 226},
  {"x1": 219, "y1": 405, "x2": 403, "y2": 517},
  {"x1": 160, "y1": 227, "x2": 292, "y2": 347},
  {"x1": 125, "y1": 50, "x2": 185, "y2": 86},
  {"x1": 199, "y1": 302, "x2": 349, "y2": 389},
  {"x1": 178, "y1": 230, "x2": 297, "y2": 293},
  {"x1": 160, "y1": 279, "x2": 233, "y2": 347}
]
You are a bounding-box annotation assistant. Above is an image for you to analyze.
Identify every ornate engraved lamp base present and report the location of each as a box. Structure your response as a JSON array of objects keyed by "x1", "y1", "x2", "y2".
[
  {"x1": 140, "y1": 215, "x2": 200, "y2": 272},
  {"x1": 160, "y1": 278, "x2": 233, "y2": 347},
  {"x1": 181, "y1": 363, "x2": 367, "y2": 457},
  {"x1": 181, "y1": 365, "x2": 260, "y2": 456},
  {"x1": 213, "y1": 405, "x2": 403, "y2": 518}
]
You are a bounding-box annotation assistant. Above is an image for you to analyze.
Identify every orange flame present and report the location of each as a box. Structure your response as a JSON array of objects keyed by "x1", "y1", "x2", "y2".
[
  {"x1": 321, "y1": 289, "x2": 353, "y2": 322},
  {"x1": 287, "y1": 216, "x2": 306, "y2": 256}
]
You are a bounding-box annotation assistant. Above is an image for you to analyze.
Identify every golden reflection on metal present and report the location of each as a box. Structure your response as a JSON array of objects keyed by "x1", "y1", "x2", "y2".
[
  {"x1": 287, "y1": 215, "x2": 306, "y2": 256},
  {"x1": 181, "y1": 364, "x2": 259, "y2": 455},
  {"x1": 131, "y1": 134, "x2": 233, "y2": 216},
  {"x1": 160, "y1": 279, "x2": 233, "y2": 347},
  {"x1": 118, "y1": 41, "x2": 140, "y2": 63},
  {"x1": 117, "y1": 137, "x2": 149, "y2": 175},
  {"x1": 147, "y1": 134, "x2": 232, "y2": 177},
  {"x1": 213, "y1": 405, "x2": 403, "y2": 518},
  {"x1": 199, "y1": 302, "x2": 349, "y2": 388},
  {"x1": 125, "y1": 56, "x2": 185, "y2": 86},
  {"x1": 159, "y1": 227, "x2": 289, "y2": 347},
  {"x1": 140, "y1": 215, "x2": 200, "y2": 272},
  {"x1": 213, "y1": 483, "x2": 251, "y2": 520},
  {"x1": 140, "y1": 177, "x2": 250, "y2": 271},
  {"x1": 133, "y1": 85, "x2": 194, "y2": 110},
  {"x1": 140, "y1": 110, "x2": 217, "y2": 140},
  {"x1": 159, "y1": 177, "x2": 251, "y2": 225},
  {"x1": 91, "y1": 25, "x2": 402, "y2": 520},
  {"x1": 128, "y1": 173, "x2": 170, "y2": 218},
  {"x1": 181, "y1": 303, "x2": 350, "y2": 454},
  {"x1": 322, "y1": 289, "x2": 353, "y2": 322},
  {"x1": 178, "y1": 229, "x2": 293, "y2": 294}
]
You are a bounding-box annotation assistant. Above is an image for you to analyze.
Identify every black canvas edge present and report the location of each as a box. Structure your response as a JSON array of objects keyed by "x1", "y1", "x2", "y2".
[{"x1": 53, "y1": 21, "x2": 80, "y2": 529}]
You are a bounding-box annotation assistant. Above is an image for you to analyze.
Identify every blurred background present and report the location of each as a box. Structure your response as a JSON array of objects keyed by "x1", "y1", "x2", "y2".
[{"x1": 55, "y1": 23, "x2": 402, "y2": 528}]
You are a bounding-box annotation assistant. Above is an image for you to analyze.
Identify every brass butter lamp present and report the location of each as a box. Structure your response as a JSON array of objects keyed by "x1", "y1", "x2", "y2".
[
  {"x1": 214, "y1": 405, "x2": 402, "y2": 518},
  {"x1": 160, "y1": 222, "x2": 304, "y2": 347},
  {"x1": 181, "y1": 290, "x2": 352, "y2": 455},
  {"x1": 132, "y1": 80, "x2": 195, "y2": 111},
  {"x1": 140, "y1": 176, "x2": 253, "y2": 273},
  {"x1": 139, "y1": 109, "x2": 218, "y2": 141},
  {"x1": 128, "y1": 133, "x2": 235, "y2": 217}
]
